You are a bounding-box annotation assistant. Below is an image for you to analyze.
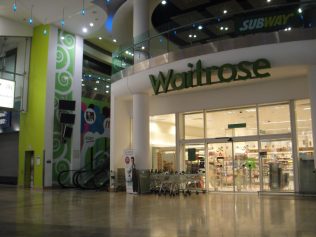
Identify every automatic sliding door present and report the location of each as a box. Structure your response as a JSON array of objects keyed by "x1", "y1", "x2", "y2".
[
  {"x1": 208, "y1": 142, "x2": 233, "y2": 191},
  {"x1": 234, "y1": 141, "x2": 260, "y2": 192}
]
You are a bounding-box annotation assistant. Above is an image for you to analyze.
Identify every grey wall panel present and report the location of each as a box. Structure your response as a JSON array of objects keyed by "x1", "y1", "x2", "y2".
[{"x1": 0, "y1": 132, "x2": 19, "y2": 177}]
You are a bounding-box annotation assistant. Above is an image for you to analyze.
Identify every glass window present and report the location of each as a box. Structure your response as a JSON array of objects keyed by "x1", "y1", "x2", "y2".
[
  {"x1": 184, "y1": 112, "x2": 204, "y2": 139},
  {"x1": 150, "y1": 114, "x2": 176, "y2": 172},
  {"x1": 295, "y1": 99, "x2": 314, "y2": 160},
  {"x1": 206, "y1": 107, "x2": 257, "y2": 138},
  {"x1": 183, "y1": 144, "x2": 205, "y2": 175},
  {"x1": 258, "y1": 104, "x2": 291, "y2": 135}
]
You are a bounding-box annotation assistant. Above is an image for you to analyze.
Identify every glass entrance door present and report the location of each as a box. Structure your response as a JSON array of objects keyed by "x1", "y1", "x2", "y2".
[
  {"x1": 234, "y1": 141, "x2": 260, "y2": 192},
  {"x1": 260, "y1": 139, "x2": 294, "y2": 192},
  {"x1": 207, "y1": 141, "x2": 234, "y2": 191},
  {"x1": 207, "y1": 140, "x2": 260, "y2": 192}
]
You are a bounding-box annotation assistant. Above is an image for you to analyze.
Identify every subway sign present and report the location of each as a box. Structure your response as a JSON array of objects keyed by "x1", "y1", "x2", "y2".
[
  {"x1": 149, "y1": 58, "x2": 271, "y2": 95},
  {"x1": 236, "y1": 9, "x2": 301, "y2": 34}
]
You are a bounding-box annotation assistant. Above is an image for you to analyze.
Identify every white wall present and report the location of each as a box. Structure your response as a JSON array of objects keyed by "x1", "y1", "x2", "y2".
[{"x1": 0, "y1": 16, "x2": 33, "y2": 37}]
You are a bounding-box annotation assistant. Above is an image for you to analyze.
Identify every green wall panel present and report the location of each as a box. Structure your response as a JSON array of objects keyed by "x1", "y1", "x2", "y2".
[{"x1": 18, "y1": 25, "x2": 50, "y2": 188}]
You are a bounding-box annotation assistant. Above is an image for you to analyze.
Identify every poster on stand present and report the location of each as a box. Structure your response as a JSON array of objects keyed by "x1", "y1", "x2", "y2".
[{"x1": 124, "y1": 149, "x2": 137, "y2": 194}]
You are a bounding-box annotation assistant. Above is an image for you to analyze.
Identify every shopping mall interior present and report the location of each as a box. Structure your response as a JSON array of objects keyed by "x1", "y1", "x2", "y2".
[{"x1": 1, "y1": 0, "x2": 316, "y2": 236}]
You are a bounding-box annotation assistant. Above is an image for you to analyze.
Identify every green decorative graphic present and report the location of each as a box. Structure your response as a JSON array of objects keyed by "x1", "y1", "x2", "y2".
[{"x1": 52, "y1": 30, "x2": 76, "y2": 184}]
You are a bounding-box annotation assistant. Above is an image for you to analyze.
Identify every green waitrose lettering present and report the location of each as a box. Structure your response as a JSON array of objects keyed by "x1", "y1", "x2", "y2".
[{"x1": 149, "y1": 59, "x2": 271, "y2": 95}]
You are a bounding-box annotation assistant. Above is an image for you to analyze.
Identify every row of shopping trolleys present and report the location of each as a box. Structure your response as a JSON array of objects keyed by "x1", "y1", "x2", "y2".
[{"x1": 149, "y1": 171, "x2": 206, "y2": 196}]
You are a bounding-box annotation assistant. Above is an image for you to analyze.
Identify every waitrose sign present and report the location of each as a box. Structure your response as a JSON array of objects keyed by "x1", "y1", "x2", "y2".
[{"x1": 149, "y1": 58, "x2": 271, "y2": 95}]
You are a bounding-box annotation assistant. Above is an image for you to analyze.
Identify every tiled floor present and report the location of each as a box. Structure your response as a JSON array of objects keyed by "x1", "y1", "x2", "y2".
[{"x1": 0, "y1": 186, "x2": 316, "y2": 237}]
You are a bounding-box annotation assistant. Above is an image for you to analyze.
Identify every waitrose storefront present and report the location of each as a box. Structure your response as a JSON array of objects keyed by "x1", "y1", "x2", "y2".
[{"x1": 110, "y1": 38, "x2": 316, "y2": 194}]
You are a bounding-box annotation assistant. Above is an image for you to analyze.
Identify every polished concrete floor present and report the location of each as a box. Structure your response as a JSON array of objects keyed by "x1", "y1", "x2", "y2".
[{"x1": 0, "y1": 187, "x2": 316, "y2": 237}]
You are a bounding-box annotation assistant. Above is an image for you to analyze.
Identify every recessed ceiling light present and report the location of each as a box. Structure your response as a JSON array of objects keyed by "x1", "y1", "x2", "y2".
[
  {"x1": 82, "y1": 84, "x2": 85, "y2": 86},
  {"x1": 98, "y1": 36, "x2": 102, "y2": 40},
  {"x1": 88, "y1": 74, "x2": 91, "y2": 77},
  {"x1": 89, "y1": 22, "x2": 94, "y2": 27},
  {"x1": 193, "y1": 34, "x2": 197, "y2": 38},
  {"x1": 61, "y1": 36, "x2": 65, "y2": 40},
  {"x1": 96, "y1": 81, "x2": 100, "y2": 84},
  {"x1": 106, "y1": 85, "x2": 110, "y2": 88},
  {"x1": 82, "y1": 27, "x2": 88, "y2": 33},
  {"x1": 161, "y1": 0, "x2": 167, "y2": 5},
  {"x1": 94, "y1": 88, "x2": 97, "y2": 91},
  {"x1": 220, "y1": 26, "x2": 224, "y2": 30},
  {"x1": 223, "y1": 9, "x2": 227, "y2": 14},
  {"x1": 267, "y1": 0, "x2": 271, "y2": 2},
  {"x1": 141, "y1": 46, "x2": 145, "y2": 50},
  {"x1": 198, "y1": 25, "x2": 203, "y2": 30},
  {"x1": 298, "y1": 8, "x2": 302, "y2": 13},
  {"x1": 225, "y1": 27, "x2": 229, "y2": 31},
  {"x1": 189, "y1": 34, "x2": 192, "y2": 38},
  {"x1": 106, "y1": 90, "x2": 109, "y2": 93},
  {"x1": 113, "y1": 39, "x2": 117, "y2": 43},
  {"x1": 81, "y1": 79, "x2": 84, "y2": 81}
]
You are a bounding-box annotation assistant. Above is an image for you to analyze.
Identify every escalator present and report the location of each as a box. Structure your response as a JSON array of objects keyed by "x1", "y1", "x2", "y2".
[{"x1": 57, "y1": 155, "x2": 110, "y2": 190}]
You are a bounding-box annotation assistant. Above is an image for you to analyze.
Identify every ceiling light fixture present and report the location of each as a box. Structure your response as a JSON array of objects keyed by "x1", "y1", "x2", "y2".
[
  {"x1": 223, "y1": 9, "x2": 227, "y2": 14},
  {"x1": 298, "y1": 8, "x2": 302, "y2": 13},
  {"x1": 161, "y1": 0, "x2": 167, "y2": 5},
  {"x1": 106, "y1": 90, "x2": 109, "y2": 93},
  {"x1": 141, "y1": 46, "x2": 145, "y2": 50},
  {"x1": 189, "y1": 34, "x2": 192, "y2": 38},
  {"x1": 61, "y1": 8, "x2": 65, "y2": 28},
  {"x1": 12, "y1": 0, "x2": 17, "y2": 12},
  {"x1": 89, "y1": 22, "x2": 94, "y2": 27},
  {"x1": 193, "y1": 34, "x2": 197, "y2": 38},
  {"x1": 113, "y1": 39, "x2": 117, "y2": 43},
  {"x1": 98, "y1": 36, "x2": 102, "y2": 40},
  {"x1": 267, "y1": 0, "x2": 271, "y2": 2},
  {"x1": 96, "y1": 81, "x2": 100, "y2": 84},
  {"x1": 81, "y1": 0, "x2": 85, "y2": 15},
  {"x1": 225, "y1": 27, "x2": 229, "y2": 31},
  {"x1": 61, "y1": 36, "x2": 65, "y2": 40},
  {"x1": 106, "y1": 85, "x2": 110, "y2": 88},
  {"x1": 82, "y1": 27, "x2": 88, "y2": 33},
  {"x1": 220, "y1": 26, "x2": 224, "y2": 30},
  {"x1": 94, "y1": 88, "x2": 97, "y2": 91},
  {"x1": 82, "y1": 84, "x2": 85, "y2": 86},
  {"x1": 28, "y1": 5, "x2": 33, "y2": 25},
  {"x1": 198, "y1": 25, "x2": 203, "y2": 30}
]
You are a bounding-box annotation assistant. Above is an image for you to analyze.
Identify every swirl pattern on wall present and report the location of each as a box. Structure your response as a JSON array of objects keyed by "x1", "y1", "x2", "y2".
[{"x1": 52, "y1": 30, "x2": 76, "y2": 184}]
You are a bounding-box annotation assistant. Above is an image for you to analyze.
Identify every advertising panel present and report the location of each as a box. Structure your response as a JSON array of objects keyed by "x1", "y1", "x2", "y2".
[
  {"x1": 0, "y1": 78, "x2": 15, "y2": 109},
  {"x1": 124, "y1": 149, "x2": 137, "y2": 194}
]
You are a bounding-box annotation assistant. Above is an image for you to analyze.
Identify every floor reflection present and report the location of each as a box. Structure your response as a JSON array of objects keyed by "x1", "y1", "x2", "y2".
[{"x1": 0, "y1": 186, "x2": 315, "y2": 236}]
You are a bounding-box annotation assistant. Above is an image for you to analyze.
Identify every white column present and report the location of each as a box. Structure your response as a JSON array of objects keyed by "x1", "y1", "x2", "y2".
[
  {"x1": 307, "y1": 66, "x2": 316, "y2": 169},
  {"x1": 132, "y1": 93, "x2": 150, "y2": 169},
  {"x1": 133, "y1": 0, "x2": 149, "y2": 63},
  {"x1": 71, "y1": 35, "x2": 83, "y2": 171}
]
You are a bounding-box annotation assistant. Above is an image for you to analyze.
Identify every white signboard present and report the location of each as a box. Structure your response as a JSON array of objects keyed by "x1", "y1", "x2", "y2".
[{"x1": 0, "y1": 79, "x2": 15, "y2": 109}]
